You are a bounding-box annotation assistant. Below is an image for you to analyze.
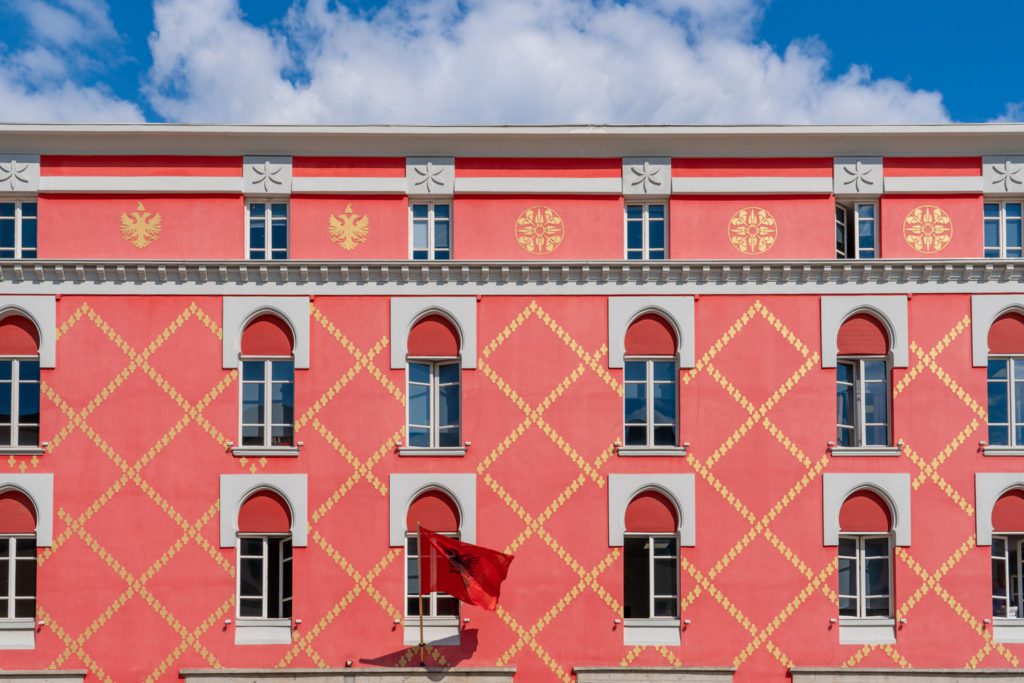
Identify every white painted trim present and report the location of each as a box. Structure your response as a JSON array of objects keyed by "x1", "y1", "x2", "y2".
[
  {"x1": 222, "y1": 297, "x2": 310, "y2": 369},
  {"x1": 0, "y1": 296, "x2": 55, "y2": 368},
  {"x1": 607, "y1": 474, "x2": 695, "y2": 547},
  {"x1": 983, "y1": 446, "x2": 1024, "y2": 457},
  {"x1": 822, "y1": 473, "x2": 910, "y2": 546},
  {"x1": 219, "y1": 474, "x2": 308, "y2": 547},
  {"x1": 0, "y1": 474, "x2": 53, "y2": 546},
  {"x1": 993, "y1": 618, "x2": 1024, "y2": 643},
  {"x1": 983, "y1": 156, "x2": 1024, "y2": 195},
  {"x1": 234, "y1": 618, "x2": 292, "y2": 645},
  {"x1": 407, "y1": 157, "x2": 454, "y2": 197},
  {"x1": 882, "y1": 176, "x2": 983, "y2": 194},
  {"x1": 622, "y1": 158, "x2": 671, "y2": 198},
  {"x1": 390, "y1": 297, "x2": 476, "y2": 369},
  {"x1": 0, "y1": 155, "x2": 39, "y2": 194},
  {"x1": 388, "y1": 473, "x2": 475, "y2": 546},
  {"x1": 403, "y1": 616, "x2": 460, "y2": 646},
  {"x1": 38, "y1": 176, "x2": 241, "y2": 194},
  {"x1": 0, "y1": 618, "x2": 35, "y2": 649},
  {"x1": 833, "y1": 157, "x2": 882, "y2": 197},
  {"x1": 454, "y1": 177, "x2": 621, "y2": 195},
  {"x1": 616, "y1": 446, "x2": 688, "y2": 457},
  {"x1": 838, "y1": 618, "x2": 896, "y2": 645},
  {"x1": 820, "y1": 296, "x2": 908, "y2": 368},
  {"x1": 607, "y1": 296, "x2": 695, "y2": 368},
  {"x1": 671, "y1": 176, "x2": 833, "y2": 195},
  {"x1": 971, "y1": 295, "x2": 1024, "y2": 367},
  {"x1": 975, "y1": 473, "x2": 1024, "y2": 546},
  {"x1": 243, "y1": 156, "x2": 292, "y2": 197},
  {"x1": 398, "y1": 447, "x2": 466, "y2": 457},
  {"x1": 829, "y1": 446, "x2": 901, "y2": 457},
  {"x1": 291, "y1": 177, "x2": 406, "y2": 194},
  {"x1": 622, "y1": 619, "x2": 680, "y2": 646}
]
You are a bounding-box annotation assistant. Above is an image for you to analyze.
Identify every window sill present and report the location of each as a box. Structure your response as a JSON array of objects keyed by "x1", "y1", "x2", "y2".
[
  {"x1": 231, "y1": 446, "x2": 299, "y2": 458},
  {"x1": 993, "y1": 618, "x2": 1024, "y2": 643},
  {"x1": 0, "y1": 618, "x2": 36, "y2": 649},
  {"x1": 617, "y1": 445, "x2": 688, "y2": 457},
  {"x1": 830, "y1": 446, "x2": 901, "y2": 457},
  {"x1": 622, "y1": 618, "x2": 681, "y2": 646},
  {"x1": 838, "y1": 617, "x2": 895, "y2": 645},
  {"x1": 0, "y1": 446, "x2": 45, "y2": 456},
  {"x1": 983, "y1": 446, "x2": 1024, "y2": 457},
  {"x1": 234, "y1": 618, "x2": 292, "y2": 645},
  {"x1": 403, "y1": 616, "x2": 460, "y2": 646},
  {"x1": 398, "y1": 446, "x2": 467, "y2": 457}
]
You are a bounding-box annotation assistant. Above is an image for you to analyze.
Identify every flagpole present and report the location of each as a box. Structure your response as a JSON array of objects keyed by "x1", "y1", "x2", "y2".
[{"x1": 417, "y1": 523, "x2": 425, "y2": 667}]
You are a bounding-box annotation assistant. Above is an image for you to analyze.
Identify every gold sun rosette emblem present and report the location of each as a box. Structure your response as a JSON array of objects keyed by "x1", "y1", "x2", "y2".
[
  {"x1": 515, "y1": 206, "x2": 564, "y2": 255},
  {"x1": 727, "y1": 206, "x2": 777, "y2": 255},
  {"x1": 120, "y1": 202, "x2": 162, "y2": 249},
  {"x1": 902, "y1": 205, "x2": 953, "y2": 254},
  {"x1": 328, "y1": 204, "x2": 370, "y2": 251}
]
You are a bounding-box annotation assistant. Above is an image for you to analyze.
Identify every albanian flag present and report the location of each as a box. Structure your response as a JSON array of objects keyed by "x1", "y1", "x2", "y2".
[{"x1": 418, "y1": 527, "x2": 514, "y2": 611}]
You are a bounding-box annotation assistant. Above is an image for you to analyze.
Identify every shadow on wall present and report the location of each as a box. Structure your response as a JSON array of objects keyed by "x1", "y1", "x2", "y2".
[{"x1": 358, "y1": 628, "x2": 480, "y2": 672}]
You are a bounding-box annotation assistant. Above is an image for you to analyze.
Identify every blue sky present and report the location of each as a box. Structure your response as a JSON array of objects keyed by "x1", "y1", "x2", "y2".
[{"x1": 0, "y1": 0, "x2": 1015, "y2": 124}]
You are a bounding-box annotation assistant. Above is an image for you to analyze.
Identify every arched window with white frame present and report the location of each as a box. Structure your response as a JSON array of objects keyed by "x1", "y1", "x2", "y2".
[
  {"x1": 991, "y1": 488, "x2": 1024, "y2": 620},
  {"x1": 622, "y1": 313, "x2": 678, "y2": 449},
  {"x1": 838, "y1": 489, "x2": 894, "y2": 621},
  {"x1": 986, "y1": 311, "x2": 1024, "y2": 447},
  {"x1": 622, "y1": 489, "x2": 679, "y2": 622},
  {"x1": 236, "y1": 489, "x2": 293, "y2": 634},
  {"x1": 238, "y1": 314, "x2": 295, "y2": 451},
  {"x1": 0, "y1": 488, "x2": 36, "y2": 625},
  {"x1": 0, "y1": 314, "x2": 40, "y2": 449},
  {"x1": 405, "y1": 489, "x2": 460, "y2": 621},
  {"x1": 405, "y1": 315, "x2": 461, "y2": 452},
  {"x1": 836, "y1": 313, "x2": 891, "y2": 448}
]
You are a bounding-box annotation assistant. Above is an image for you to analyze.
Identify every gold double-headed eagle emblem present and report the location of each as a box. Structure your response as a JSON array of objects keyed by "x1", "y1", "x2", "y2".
[
  {"x1": 120, "y1": 202, "x2": 162, "y2": 249},
  {"x1": 328, "y1": 205, "x2": 370, "y2": 251}
]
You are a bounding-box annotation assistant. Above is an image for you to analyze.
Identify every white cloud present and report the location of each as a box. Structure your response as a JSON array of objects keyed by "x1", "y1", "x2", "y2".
[{"x1": 144, "y1": 0, "x2": 950, "y2": 124}]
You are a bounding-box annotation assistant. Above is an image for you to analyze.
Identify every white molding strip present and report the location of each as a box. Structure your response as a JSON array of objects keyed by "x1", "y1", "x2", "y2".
[
  {"x1": 291, "y1": 177, "x2": 406, "y2": 194},
  {"x1": 671, "y1": 176, "x2": 833, "y2": 194},
  {"x1": 219, "y1": 474, "x2": 308, "y2": 547},
  {"x1": 882, "y1": 176, "x2": 983, "y2": 194},
  {"x1": 39, "y1": 176, "x2": 242, "y2": 194},
  {"x1": 454, "y1": 177, "x2": 622, "y2": 194}
]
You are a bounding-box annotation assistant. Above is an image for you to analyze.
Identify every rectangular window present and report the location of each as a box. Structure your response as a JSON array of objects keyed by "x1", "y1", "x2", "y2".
[
  {"x1": 625, "y1": 203, "x2": 667, "y2": 260},
  {"x1": 405, "y1": 533, "x2": 459, "y2": 617},
  {"x1": 985, "y1": 201, "x2": 1023, "y2": 259},
  {"x1": 836, "y1": 357, "x2": 889, "y2": 447},
  {"x1": 411, "y1": 202, "x2": 451, "y2": 260},
  {"x1": 0, "y1": 359, "x2": 39, "y2": 447},
  {"x1": 836, "y1": 202, "x2": 877, "y2": 259},
  {"x1": 623, "y1": 359, "x2": 677, "y2": 447},
  {"x1": 237, "y1": 536, "x2": 292, "y2": 619},
  {"x1": 407, "y1": 361, "x2": 460, "y2": 448},
  {"x1": 992, "y1": 535, "x2": 1023, "y2": 618},
  {"x1": 240, "y1": 359, "x2": 294, "y2": 448},
  {"x1": 0, "y1": 200, "x2": 37, "y2": 259},
  {"x1": 987, "y1": 357, "x2": 1024, "y2": 447},
  {"x1": 623, "y1": 535, "x2": 678, "y2": 619},
  {"x1": 0, "y1": 536, "x2": 35, "y2": 619},
  {"x1": 248, "y1": 202, "x2": 289, "y2": 260},
  {"x1": 838, "y1": 535, "x2": 891, "y2": 618}
]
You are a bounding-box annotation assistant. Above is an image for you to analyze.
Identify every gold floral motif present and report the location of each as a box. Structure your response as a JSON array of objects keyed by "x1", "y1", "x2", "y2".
[
  {"x1": 120, "y1": 202, "x2": 161, "y2": 249},
  {"x1": 903, "y1": 205, "x2": 953, "y2": 254},
  {"x1": 328, "y1": 204, "x2": 370, "y2": 251},
  {"x1": 515, "y1": 206, "x2": 564, "y2": 255},
  {"x1": 727, "y1": 207, "x2": 777, "y2": 255}
]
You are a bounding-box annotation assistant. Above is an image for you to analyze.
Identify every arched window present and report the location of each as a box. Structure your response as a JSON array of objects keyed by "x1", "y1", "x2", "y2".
[
  {"x1": 990, "y1": 488, "x2": 1024, "y2": 619},
  {"x1": 236, "y1": 489, "x2": 293, "y2": 623},
  {"x1": 838, "y1": 489, "x2": 893, "y2": 620},
  {"x1": 836, "y1": 313, "x2": 891, "y2": 448},
  {"x1": 239, "y1": 314, "x2": 295, "y2": 449},
  {"x1": 987, "y1": 312, "x2": 1024, "y2": 447},
  {"x1": 0, "y1": 315, "x2": 40, "y2": 448},
  {"x1": 406, "y1": 315, "x2": 461, "y2": 450},
  {"x1": 623, "y1": 490, "x2": 679, "y2": 622},
  {"x1": 405, "y1": 490, "x2": 460, "y2": 620},
  {"x1": 623, "y1": 314, "x2": 678, "y2": 448},
  {"x1": 0, "y1": 489, "x2": 36, "y2": 622}
]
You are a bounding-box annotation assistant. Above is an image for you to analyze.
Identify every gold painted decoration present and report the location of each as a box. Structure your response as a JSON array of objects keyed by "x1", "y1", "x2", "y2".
[
  {"x1": 727, "y1": 207, "x2": 777, "y2": 255},
  {"x1": 120, "y1": 202, "x2": 162, "y2": 249},
  {"x1": 903, "y1": 205, "x2": 953, "y2": 254},
  {"x1": 328, "y1": 204, "x2": 370, "y2": 251},
  {"x1": 515, "y1": 206, "x2": 564, "y2": 255}
]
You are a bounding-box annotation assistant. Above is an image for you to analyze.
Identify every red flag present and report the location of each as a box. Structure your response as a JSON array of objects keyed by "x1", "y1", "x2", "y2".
[{"x1": 418, "y1": 527, "x2": 514, "y2": 611}]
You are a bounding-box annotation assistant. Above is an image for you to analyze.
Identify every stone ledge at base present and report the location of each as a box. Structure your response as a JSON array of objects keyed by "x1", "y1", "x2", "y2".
[
  {"x1": 790, "y1": 669, "x2": 1024, "y2": 682},
  {"x1": 180, "y1": 668, "x2": 515, "y2": 683},
  {"x1": 573, "y1": 667, "x2": 736, "y2": 683},
  {"x1": 0, "y1": 672, "x2": 87, "y2": 683}
]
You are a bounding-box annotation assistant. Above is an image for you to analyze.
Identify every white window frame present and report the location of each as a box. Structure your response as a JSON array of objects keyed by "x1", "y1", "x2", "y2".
[
  {"x1": 624, "y1": 202, "x2": 667, "y2": 260},
  {"x1": 236, "y1": 533, "x2": 292, "y2": 621},
  {"x1": 835, "y1": 201, "x2": 878, "y2": 259},
  {"x1": 238, "y1": 356, "x2": 295, "y2": 449},
  {"x1": 406, "y1": 358, "x2": 460, "y2": 449},
  {"x1": 0, "y1": 198, "x2": 37, "y2": 260},
  {"x1": 0, "y1": 356, "x2": 39, "y2": 448},
  {"x1": 245, "y1": 201, "x2": 289, "y2": 260},
  {"x1": 984, "y1": 200, "x2": 1024, "y2": 259},
  {"x1": 991, "y1": 535, "x2": 1024, "y2": 619},
  {"x1": 988, "y1": 355, "x2": 1024, "y2": 447},
  {"x1": 404, "y1": 530, "x2": 460, "y2": 619},
  {"x1": 409, "y1": 201, "x2": 452, "y2": 260},
  {"x1": 623, "y1": 356, "x2": 678, "y2": 448},
  {"x1": 838, "y1": 533, "x2": 893, "y2": 619},
  {"x1": 836, "y1": 355, "x2": 891, "y2": 448},
  {"x1": 623, "y1": 532, "x2": 679, "y2": 620},
  {"x1": 0, "y1": 534, "x2": 35, "y2": 620}
]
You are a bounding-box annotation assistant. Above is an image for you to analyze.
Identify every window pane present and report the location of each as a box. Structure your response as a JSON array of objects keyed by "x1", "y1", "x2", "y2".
[
  {"x1": 624, "y1": 361, "x2": 646, "y2": 382},
  {"x1": 433, "y1": 203, "x2": 450, "y2": 219},
  {"x1": 864, "y1": 537, "x2": 889, "y2": 556},
  {"x1": 653, "y1": 558, "x2": 677, "y2": 595},
  {"x1": 242, "y1": 362, "x2": 264, "y2": 382},
  {"x1": 653, "y1": 598, "x2": 677, "y2": 617},
  {"x1": 623, "y1": 383, "x2": 646, "y2": 423},
  {"x1": 0, "y1": 361, "x2": 10, "y2": 381},
  {"x1": 838, "y1": 556, "x2": 856, "y2": 596},
  {"x1": 267, "y1": 541, "x2": 281, "y2": 618},
  {"x1": 241, "y1": 425, "x2": 264, "y2": 446},
  {"x1": 439, "y1": 363, "x2": 460, "y2": 384},
  {"x1": 653, "y1": 537, "x2": 677, "y2": 556},
  {"x1": 625, "y1": 205, "x2": 643, "y2": 220},
  {"x1": 652, "y1": 361, "x2": 675, "y2": 382},
  {"x1": 270, "y1": 424, "x2": 293, "y2": 447},
  {"x1": 19, "y1": 361, "x2": 38, "y2": 382},
  {"x1": 985, "y1": 203, "x2": 1001, "y2": 218},
  {"x1": 436, "y1": 596, "x2": 459, "y2": 616},
  {"x1": 434, "y1": 220, "x2": 450, "y2": 249},
  {"x1": 408, "y1": 362, "x2": 430, "y2": 384},
  {"x1": 863, "y1": 360, "x2": 886, "y2": 382},
  {"x1": 865, "y1": 597, "x2": 890, "y2": 617},
  {"x1": 648, "y1": 204, "x2": 665, "y2": 220},
  {"x1": 15, "y1": 539, "x2": 34, "y2": 558},
  {"x1": 239, "y1": 598, "x2": 262, "y2": 617},
  {"x1": 18, "y1": 382, "x2": 39, "y2": 424},
  {"x1": 409, "y1": 384, "x2": 430, "y2": 426},
  {"x1": 990, "y1": 425, "x2": 1010, "y2": 447},
  {"x1": 653, "y1": 425, "x2": 677, "y2": 446},
  {"x1": 239, "y1": 556, "x2": 263, "y2": 596},
  {"x1": 652, "y1": 382, "x2": 676, "y2": 423},
  {"x1": 839, "y1": 596, "x2": 857, "y2": 617},
  {"x1": 627, "y1": 220, "x2": 643, "y2": 251},
  {"x1": 623, "y1": 537, "x2": 650, "y2": 619},
  {"x1": 836, "y1": 379, "x2": 854, "y2": 428},
  {"x1": 990, "y1": 358, "x2": 1009, "y2": 380},
  {"x1": 439, "y1": 383, "x2": 460, "y2": 428},
  {"x1": 838, "y1": 536, "x2": 856, "y2": 556},
  {"x1": 865, "y1": 558, "x2": 889, "y2": 595},
  {"x1": 17, "y1": 425, "x2": 38, "y2": 447},
  {"x1": 648, "y1": 222, "x2": 665, "y2": 251},
  {"x1": 13, "y1": 597, "x2": 34, "y2": 618},
  {"x1": 412, "y1": 222, "x2": 428, "y2": 251},
  {"x1": 990, "y1": 379, "x2": 1009, "y2": 425},
  {"x1": 409, "y1": 426, "x2": 430, "y2": 448},
  {"x1": 624, "y1": 425, "x2": 647, "y2": 446},
  {"x1": 0, "y1": 383, "x2": 10, "y2": 425},
  {"x1": 438, "y1": 427, "x2": 460, "y2": 447},
  {"x1": 864, "y1": 380, "x2": 888, "y2": 423},
  {"x1": 271, "y1": 362, "x2": 293, "y2": 382},
  {"x1": 240, "y1": 538, "x2": 262, "y2": 555},
  {"x1": 14, "y1": 558, "x2": 35, "y2": 596}
]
